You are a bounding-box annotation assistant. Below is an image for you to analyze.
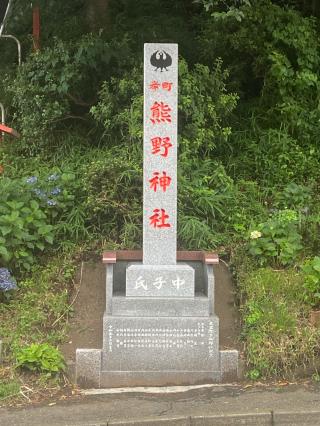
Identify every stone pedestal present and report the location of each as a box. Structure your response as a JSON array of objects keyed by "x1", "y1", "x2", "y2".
[
  {"x1": 126, "y1": 263, "x2": 195, "y2": 297},
  {"x1": 76, "y1": 251, "x2": 239, "y2": 388}
]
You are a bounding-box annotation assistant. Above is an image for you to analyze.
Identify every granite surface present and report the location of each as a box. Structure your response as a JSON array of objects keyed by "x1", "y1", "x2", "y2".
[
  {"x1": 126, "y1": 263, "x2": 195, "y2": 297},
  {"x1": 102, "y1": 316, "x2": 220, "y2": 372},
  {"x1": 143, "y1": 43, "x2": 178, "y2": 266}
]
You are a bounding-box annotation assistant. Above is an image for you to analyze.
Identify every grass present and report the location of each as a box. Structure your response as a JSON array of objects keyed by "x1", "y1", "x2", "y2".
[
  {"x1": 238, "y1": 265, "x2": 320, "y2": 380},
  {"x1": 0, "y1": 381, "x2": 20, "y2": 401},
  {"x1": 0, "y1": 255, "x2": 76, "y2": 358}
]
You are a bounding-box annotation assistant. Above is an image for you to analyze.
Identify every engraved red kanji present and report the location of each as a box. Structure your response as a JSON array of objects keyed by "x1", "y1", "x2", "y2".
[
  {"x1": 162, "y1": 82, "x2": 173, "y2": 91},
  {"x1": 150, "y1": 101, "x2": 172, "y2": 124},
  {"x1": 149, "y1": 171, "x2": 172, "y2": 192},
  {"x1": 151, "y1": 136, "x2": 172, "y2": 157},
  {"x1": 148, "y1": 81, "x2": 173, "y2": 91},
  {"x1": 149, "y1": 208, "x2": 171, "y2": 228},
  {"x1": 149, "y1": 80, "x2": 161, "y2": 90}
]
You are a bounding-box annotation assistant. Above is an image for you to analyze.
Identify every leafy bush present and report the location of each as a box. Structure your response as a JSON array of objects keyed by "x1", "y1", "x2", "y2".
[
  {"x1": 91, "y1": 57, "x2": 238, "y2": 156},
  {"x1": 275, "y1": 182, "x2": 312, "y2": 212},
  {"x1": 0, "y1": 177, "x2": 54, "y2": 272},
  {"x1": 302, "y1": 257, "x2": 320, "y2": 307},
  {"x1": 5, "y1": 35, "x2": 132, "y2": 151},
  {"x1": 16, "y1": 343, "x2": 65, "y2": 374},
  {"x1": 248, "y1": 209, "x2": 302, "y2": 267}
]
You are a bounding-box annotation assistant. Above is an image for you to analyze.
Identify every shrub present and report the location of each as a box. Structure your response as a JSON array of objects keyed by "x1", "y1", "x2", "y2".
[
  {"x1": 16, "y1": 343, "x2": 65, "y2": 375},
  {"x1": 0, "y1": 177, "x2": 54, "y2": 272},
  {"x1": 302, "y1": 257, "x2": 320, "y2": 307},
  {"x1": 5, "y1": 35, "x2": 132, "y2": 151},
  {"x1": 248, "y1": 209, "x2": 302, "y2": 267}
]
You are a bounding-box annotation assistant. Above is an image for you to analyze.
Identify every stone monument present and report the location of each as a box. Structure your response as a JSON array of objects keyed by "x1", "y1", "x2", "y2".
[{"x1": 76, "y1": 43, "x2": 239, "y2": 388}]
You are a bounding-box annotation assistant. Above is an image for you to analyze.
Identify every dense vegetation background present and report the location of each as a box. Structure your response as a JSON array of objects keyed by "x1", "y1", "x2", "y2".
[{"x1": 1, "y1": 0, "x2": 320, "y2": 392}]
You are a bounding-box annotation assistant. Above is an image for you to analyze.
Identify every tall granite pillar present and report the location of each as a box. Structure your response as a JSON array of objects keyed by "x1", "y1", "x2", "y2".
[
  {"x1": 126, "y1": 43, "x2": 194, "y2": 298},
  {"x1": 76, "y1": 44, "x2": 239, "y2": 388}
]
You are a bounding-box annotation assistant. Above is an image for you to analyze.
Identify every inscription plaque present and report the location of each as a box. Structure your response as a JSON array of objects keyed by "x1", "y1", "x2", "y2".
[{"x1": 102, "y1": 316, "x2": 219, "y2": 371}]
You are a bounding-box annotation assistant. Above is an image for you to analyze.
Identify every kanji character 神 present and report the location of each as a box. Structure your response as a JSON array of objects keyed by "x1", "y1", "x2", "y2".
[
  {"x1": 149, "y1": 171, "x2": 172, "y2": 192},
  {"x1": 149, "y1": 208, "x2": 171, "y2": 228},
  {"x1": 150, "y1": 101, "x2": 172, "y2": 124},
  {"x1": 151, "y1": 136, "x2": 172, "y2": 157}
]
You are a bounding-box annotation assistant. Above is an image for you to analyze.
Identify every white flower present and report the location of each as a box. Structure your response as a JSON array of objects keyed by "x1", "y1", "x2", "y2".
[{"x1": 250, "y1": 230, "x2": 262, "y2": 239}]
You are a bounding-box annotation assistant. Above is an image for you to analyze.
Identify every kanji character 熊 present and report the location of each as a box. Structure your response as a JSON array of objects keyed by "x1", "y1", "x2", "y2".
[{"x1": 150, "y1": 101, "x2": 172, "y2": 124}]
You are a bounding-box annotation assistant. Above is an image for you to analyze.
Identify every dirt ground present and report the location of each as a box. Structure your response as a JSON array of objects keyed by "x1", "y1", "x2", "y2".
[{"x1": 61, "y1": 260, "x2": 241, "y2": 379}]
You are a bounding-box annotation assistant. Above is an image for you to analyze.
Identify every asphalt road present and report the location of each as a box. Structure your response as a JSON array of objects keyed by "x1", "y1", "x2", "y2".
[{"x1": 1, "y1": 383, "x2": 320, "y2": 425}]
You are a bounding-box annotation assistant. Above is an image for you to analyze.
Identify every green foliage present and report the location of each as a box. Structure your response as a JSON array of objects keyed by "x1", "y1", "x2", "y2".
[
  {"x1": 91, "y1": 58, "x2": 238, "y2": 157},
  {"x1": 0, "y1": 380, "x2": 20, "y2": 400},
  {"x1": 0, "y1": 178, "x2": 54, "y2": 272},
  {"x1": 248, "y1": 210, "x2": 302, "y2": 267},
  {"x1": 83, "y1": 146, "x2": 143, "y2": 247},
  {"x1": 0, "y1": 256, "x2": 74, "y2": 359},
  {"x1": 302, "y1": 257, "x2": 320, "y2": 307},
  {"x1": 238, "y1": 266, "x2": 320, "y2": 379},
  {"x1": 5, "y1": 35, "x2": 132, "y2": 151},
  {"x1": 16, "y1": 343, "x2": 65, "y2": 374},
  {"x1": 275, "y1": 182, "x2": 312, "y2": 211}
]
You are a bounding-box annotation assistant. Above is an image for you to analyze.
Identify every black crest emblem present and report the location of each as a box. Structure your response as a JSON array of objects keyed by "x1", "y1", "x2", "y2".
[{"x1": 150, "y1": 50, "x2": 172, "y2": 72}]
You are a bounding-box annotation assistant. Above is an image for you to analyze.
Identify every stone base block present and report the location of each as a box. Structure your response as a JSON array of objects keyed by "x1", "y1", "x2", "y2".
[
  {"x1": 111, "y1": 294, "x2": 210, "y2": 316},
  {"x1": 102, "y1": 316, "x2": 220, "y2": 371},
  {"x1": 76, "y1": 349, "x2": 102, "y2": 388},
  {"x1": 126, "y1": 263, "x2": 195, "y2": 297},
  {"x1": 99, "y1": 371, "x2": 222, "y2": 388},
  {"x1": 220, "y1": 350, "x2": 239, "y2": 382}
]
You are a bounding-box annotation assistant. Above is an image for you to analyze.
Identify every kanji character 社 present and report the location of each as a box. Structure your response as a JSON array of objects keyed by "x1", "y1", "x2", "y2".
[
  {"x1": 149, "y1": 171, "x2": 172, "y2": 192},
  {"x1": 151, "y1": 136, "x2": 172, "y2": 157},
  {"x1": 149, "y1": 208, "x2": 171, "y2": 228},
  {"x1": 150, "y1": 101, "x2": 172, "y2": 124}
]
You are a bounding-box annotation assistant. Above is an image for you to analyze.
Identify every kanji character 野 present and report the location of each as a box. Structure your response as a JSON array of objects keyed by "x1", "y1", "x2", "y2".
[
  {"x1": 149, "y1": 80, "x2": 161, "y2": 90},
  {"x1": 151, "y1": 136, "x2": 172, "y2": 157},
  {"x1": 150, "y1": 101, "x2": 172, "y2": 124},
  {"x1": 162, "y1": 82, "x2": 173, "y2": 91},
  {"x1": 149, "y1": 171, "x2": 172, "y2": 192},
  {"x1": 149, "y1": 208, "x2": 171, "y2": 228}
]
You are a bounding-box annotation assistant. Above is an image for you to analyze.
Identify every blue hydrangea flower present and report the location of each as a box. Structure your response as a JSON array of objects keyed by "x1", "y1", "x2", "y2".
[
  {"x1": 50, "y1": 187, "x2": 61, "y2": 196},
  {"x1": 47, "y1": 199, "x2": 57, "y2": 206},
  {"x1": 0, "y1": 268, "x2": 18, "y2": 292},
  {"x1": 33, "y1": 188, "x2": 47, "y2": 198},
  {"x1": 48, "y1": 173, "x2": 60, "y2": 182},
  {"x1": 26, "y1": 176, "x2": 38, "y2": 184}
]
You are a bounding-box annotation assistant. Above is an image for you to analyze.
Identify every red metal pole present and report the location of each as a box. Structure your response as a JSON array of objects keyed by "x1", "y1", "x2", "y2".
[{"x1": 33, "y1": 5, "x2": 40, "y2": 51}]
